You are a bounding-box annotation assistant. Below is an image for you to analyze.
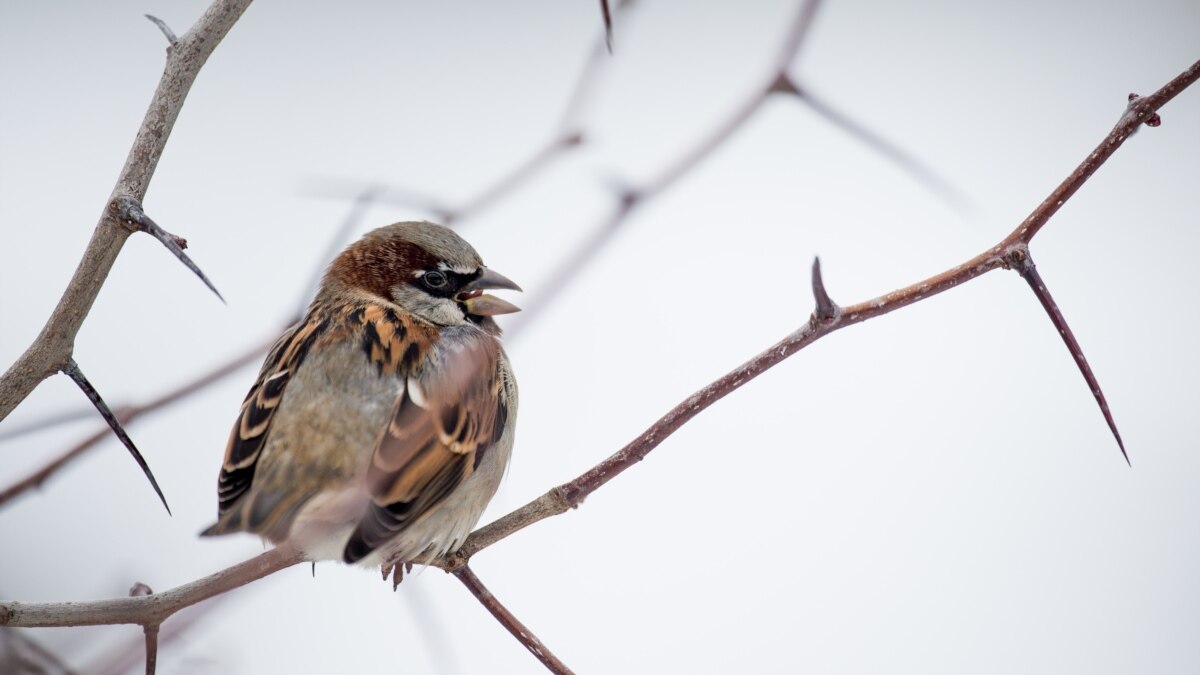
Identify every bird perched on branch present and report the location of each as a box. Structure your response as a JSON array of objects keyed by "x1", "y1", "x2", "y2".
[{"x1": 201, "y1": 221, "x2": 520, "y2": 583}]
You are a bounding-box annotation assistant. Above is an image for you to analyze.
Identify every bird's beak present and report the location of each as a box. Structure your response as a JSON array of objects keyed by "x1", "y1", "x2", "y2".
[{"x1": 458, "y1": 268, "x2": 522, "y2": 316}]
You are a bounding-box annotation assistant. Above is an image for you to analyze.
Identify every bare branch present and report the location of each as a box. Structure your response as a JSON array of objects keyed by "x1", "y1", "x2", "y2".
[
  {"x1": 0, "y1": 340, "x2": 268, "y2": 509},
  {"x1": 785, "y1": 78, "x2": 974, "y2": 215},
  {"x1": 443, "y1": 60, "x2": 1199, "y2": 562},
  {"x1": 61, "y1": 359, "x2": 169, "y2": 513},
  {"x1": 557, "y1": 0, "x2": 634, "y2": 133},
  {"x1": 0, "y1": 48, "x2": 1192, "y2": 675},
  {"x1": 0, "y1": 407, "x2": 95, "y2": 442},
  {"x1": 112, "y1": 196, "x2": 224, "y2": 303},
  {"x1": 0, "y1": 0, "x2": 252, "y2": 423},
  {"x1": 0, "y1": 628, "x2": 77, "y2": 674},
  {"x1": 505, "y1": 0, "x2": 826, "y2": 334},
  {"x1": 453, "y1": 566, "x2": 575, "y2": 675},
  {"x1": 143, "y1": 624, "x2": 159, "y2": 675},
  {"x1": 1, "y1": 545, "x2": 303, "y2": 628},
  {"x1": 1010, "y1": 62, "x2": 1200, "y2": 245},
  {"x1": 449, "y1": 132, "x2": 585, "y2": 225},
  {"x1": 1013, "y1": 251, "x2": 1128, "y2": 463}
]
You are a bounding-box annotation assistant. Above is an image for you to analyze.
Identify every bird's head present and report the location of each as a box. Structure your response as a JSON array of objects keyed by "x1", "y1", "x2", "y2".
[{"x1": 326, "y1": 221, "x2": 521, "y2": 327}]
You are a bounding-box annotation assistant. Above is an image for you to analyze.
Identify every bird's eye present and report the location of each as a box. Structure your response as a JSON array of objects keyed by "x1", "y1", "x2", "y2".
[{"x1": 422, "y1": 271, "x2": 448, "y2": 289}]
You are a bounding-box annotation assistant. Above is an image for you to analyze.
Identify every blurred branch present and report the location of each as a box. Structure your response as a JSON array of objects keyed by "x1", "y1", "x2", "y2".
[
  {"x1": 1, "y1": 0, "x2": 1193, "y2": 661},
  {"x1": 6, "y1": 58, "x2": 1190, "y2": 670},
  {"x1": 0, "y1": 628, "x2": 77, "y2": 675},
  {"x1": 0, "y1": 0, "x2": 252, "y2": 446},
  {"x1": 0, "y1": 340, "x2": 270, "y2": 509},
  {"x1": 506, "y1": 0, "x2": 826, "y2": 333},
  {"x1": 0, "y1": 180, "x2": 374, "y2": 512},
  {"x1": 453, "y1": 566, "x2": 574, "y2": 675},
  {"x1": 303, "y1": 0, "x2": 635, "y2": 224}
]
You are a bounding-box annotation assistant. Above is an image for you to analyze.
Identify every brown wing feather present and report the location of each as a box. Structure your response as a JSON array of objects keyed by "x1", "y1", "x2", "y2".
[
  {"x1": 342, "y1": 339, "x2": 506, "y2": 563},
  {"x1": 201, "y1": 315, "x2": 331, "y2": 534}
]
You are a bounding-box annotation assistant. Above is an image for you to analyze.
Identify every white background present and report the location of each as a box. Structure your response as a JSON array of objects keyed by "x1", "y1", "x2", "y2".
[{"x1": 2, "y1": 1, "x2": 1198, "y2": 673}]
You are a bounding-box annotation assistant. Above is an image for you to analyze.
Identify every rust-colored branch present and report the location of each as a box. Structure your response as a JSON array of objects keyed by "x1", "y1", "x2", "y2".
[
  {"x1": 453, "y1": 566, "x2": 575, "y2": 675},
  {"x1": 0, "y1": 0, "x2": 252, "y2": 423},
  {"x1": 1009, "y1": 63, "x2": 1200, "y2": 245},
  {"x1": 62, "y1": 359, "x2": 169, "y2": 514},
  {"x1": 439, "y1": 59, "x2": 1198, "y2": 563}
]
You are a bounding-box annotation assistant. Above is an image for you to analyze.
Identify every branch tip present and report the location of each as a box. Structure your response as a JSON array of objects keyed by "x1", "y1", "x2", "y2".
[
  {"x1": 143, "y1": 14, "x2": 178, "y2": 46},
  {"x1": 62, "y1": 358, "x2": 171, "y2": 513},
  {"x1": 811, "y1": 257, "x2": 838, "y2": 321},
  {"x1": 112, "y1": 196, "x2": 225, "y2": 303}
]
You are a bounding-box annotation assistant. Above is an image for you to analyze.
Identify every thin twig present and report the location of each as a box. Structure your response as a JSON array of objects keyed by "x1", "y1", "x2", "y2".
[
  {"x1": 557, "y1": 0, "x2": 633, "y2": 134},
  {"x1": 506, "y1": 0, "x2": 826, "y2": 334},
  {"x1": 453, "y1": 566, "x2": 575, "y2": 675},
  {"x1": 0, "y1": 0, "x2": 252, "y2": 423},
  {"x1": 0, "y1": 339, "x2": 270, "y2": 509},
  {"x1": 143, "y1": 624, "x2": 159, "y2": 675},
  {"x1": 448, "y1": 132, "x2": 585, "y2": 225},
  {"x1": 61, "y1": 359, "x2": 169, "y2": 514},
  {"x1": 0, "y1": 628, "x2": 78, "y2": 675},
  {"x1": 0, "y1": 406, "x2": 95, "y2": 442},
  {"x1": 786, "y1": 78, "x2": 974, "y2": 215}
]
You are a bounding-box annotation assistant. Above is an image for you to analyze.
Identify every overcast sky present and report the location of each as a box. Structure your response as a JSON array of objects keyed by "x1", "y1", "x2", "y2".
[{"x1": 2, "y1": 1, "x2": 1199, "y2": 673}]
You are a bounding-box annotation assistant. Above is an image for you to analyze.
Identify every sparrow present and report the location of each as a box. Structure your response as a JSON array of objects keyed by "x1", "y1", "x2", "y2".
[{"x1": 201, "y1": 221, "x2": 520, "y2": 578}]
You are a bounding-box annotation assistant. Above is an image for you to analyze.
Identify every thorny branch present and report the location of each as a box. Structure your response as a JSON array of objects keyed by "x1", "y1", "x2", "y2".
[
  {"x1": 0, "y1": 0, "x2": 629, "y2": 508},
  {"x1": 0, "y1": 0, "x2": 251, "y2": 497},
  {"x1": 3, "y1": 60, "x2": 1195, "y2": 674},
  {"x1": 505, "y1": 0, "x2": 962, "y2": 334},
  {"x1": 0, "y1": 341, "x2": 269, "y2": 508}
]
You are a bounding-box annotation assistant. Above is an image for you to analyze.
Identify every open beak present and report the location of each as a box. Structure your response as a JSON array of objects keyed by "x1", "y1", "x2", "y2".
[{"x1": 458, "y1": 267, "x2": 522, "y2": 316}]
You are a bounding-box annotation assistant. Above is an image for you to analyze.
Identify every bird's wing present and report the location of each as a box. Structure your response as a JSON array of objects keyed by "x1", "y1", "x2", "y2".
[
  {"x1": 203, "y1": 314, "x2": 332, "y2": 531},
  {"x1": 342, "y1": 336, "x2": 509, "y2": 563}
]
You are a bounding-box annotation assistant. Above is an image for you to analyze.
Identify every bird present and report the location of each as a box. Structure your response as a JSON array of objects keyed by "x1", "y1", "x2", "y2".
[{"x1": 200, "y1": 221, "x2": 520, "y2": 583}]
